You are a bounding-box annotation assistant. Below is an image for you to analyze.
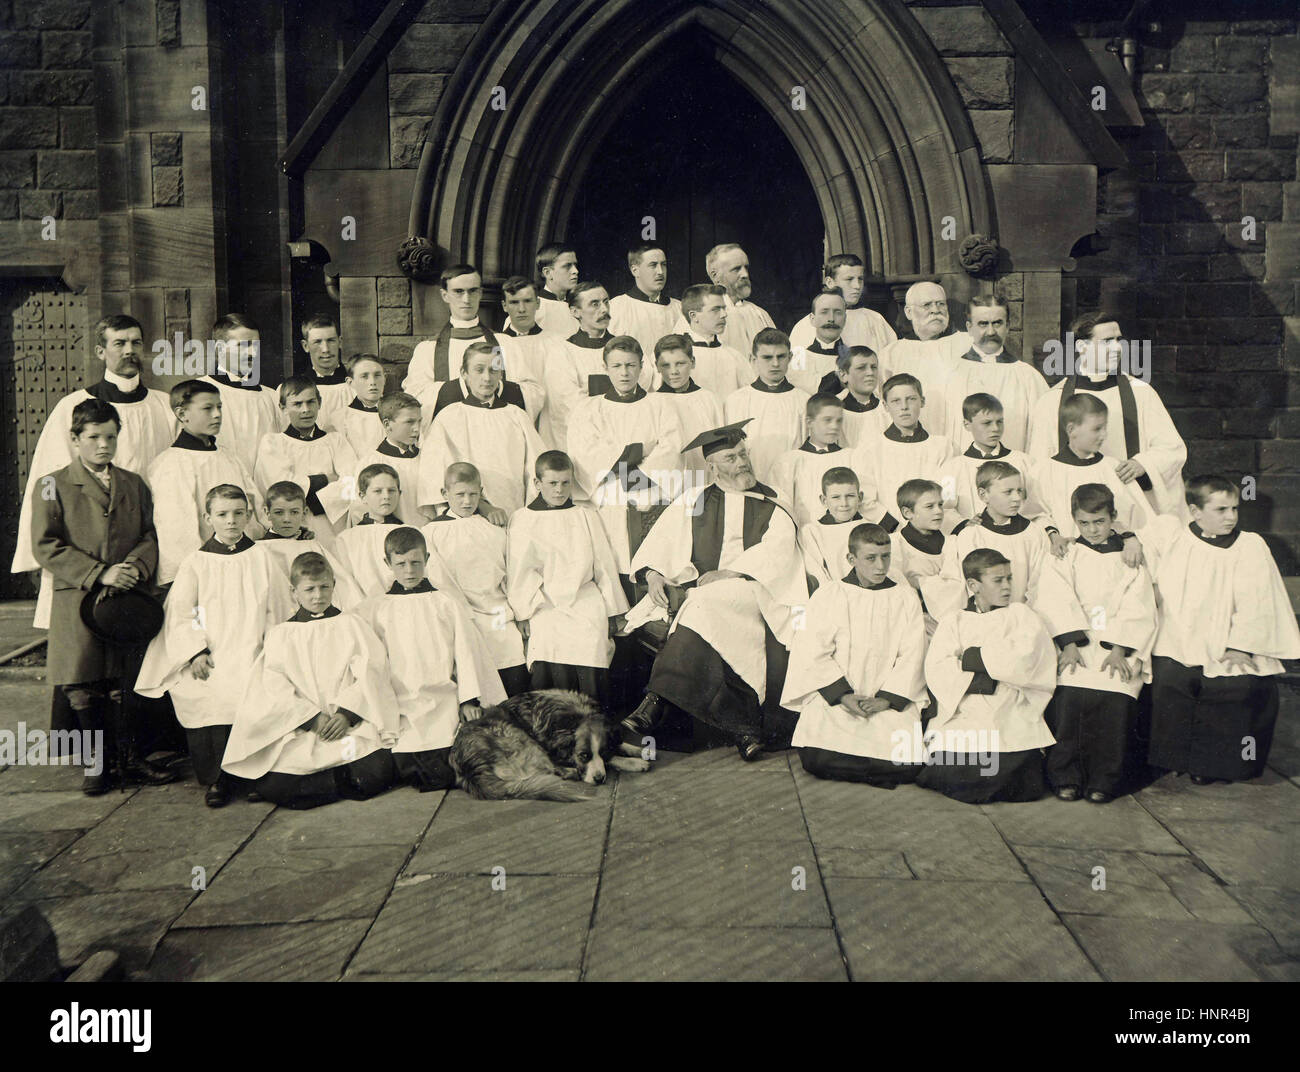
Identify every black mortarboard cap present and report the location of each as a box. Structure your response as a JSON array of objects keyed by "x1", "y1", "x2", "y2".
[{"x1": 682, "y1": 419, "x2": 754, "y2": 458}]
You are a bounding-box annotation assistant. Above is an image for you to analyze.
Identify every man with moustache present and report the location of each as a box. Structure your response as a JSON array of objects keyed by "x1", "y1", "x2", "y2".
[
  {"x1": 674, "y1": 243, "x2": 775, "y2": 356},
  {"x1": 789, "y1": 253, "x2": 897, "y2": 355},
  {"x1": 788, "y1": 288, "x2": 850, "y2": 396},
  {"x1": 610, "y1": 242, "x2": 681, "y2": 388},
  {"x1": 880, "y1": 281, "x2": 973, "y2": 437},
  {"x1": 543, "y1": 281, "x2": 615, "y2": 451}
]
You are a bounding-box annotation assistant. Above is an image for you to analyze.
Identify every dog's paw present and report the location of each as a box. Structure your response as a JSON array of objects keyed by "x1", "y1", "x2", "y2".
[{"x1": 610, "y1": 756, "x2": 651, "y2": 773}]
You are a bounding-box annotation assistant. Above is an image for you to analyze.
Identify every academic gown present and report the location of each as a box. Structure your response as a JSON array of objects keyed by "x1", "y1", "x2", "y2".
[
  {"x1": 422, "y1": 512, "x2": 525, "y2": 671},
  {"x1": 852, "y1": 424, "x2": 954, "y2": 529},
  {"x1": 789, "y1": 306, "x2": 898, "y2": 357},
  {"x1": 890, "y1": 523, "x2": 947, "y2": 637},
  {"x1": 258, "y1": 532, "x2": 365, "y2": 611},
  {"x1": 656, "y1": 380, "x2": 725, "y2": 487},
  {"x1": 799, "y1": 512, "x2": 865, "y2": 590},
  {"x1": 1032, "y1": 451, "x2": 1150, "y2": 538},
  {"x1": 222, "y1": 606, "x2": 399, "y2": 786},
  {"x1": 609, "y1": 289, "x2": 682, "y2": 388},
  {"x1": 567, "y1": 386, "x2": 685, "y2": 572},
  {"x1": 936, "y1": 442, "x2": 1040, "y2": 534},
  {"x1": 507, "y1": 500, "x2": 629, "y2": 670},
  {"x1": 673, "y1": 295, "x2": 774, "y2": 357},
  {"x1": 837, "y1": 390, "x2": 890, "y2": 448},
  {"x1": 351, "y1": 441, "x2": 427, "y2": 527},
  {"x1": 207, "y1": 372, "x2": 281, "y2": 477},
  {"x1": 723, "y1": 380, "x2": 810, "y2": 484},
  {"x1": 322, "y1": 396, "x2": 385, "y2": 461},
  {"x1": 402, "y1": 318, "x2": 506, "y2": 416},
  {"x1": 358, "y1": 580, "x2": 506, "y2": 755},
  {"x1": 769, "y1": 441, "x2": 857, "y2": 529},
  {"x1": 147, "y1": 432, "x2": 265, "y2": 584},
  {"x1": 1027, "y1": 374, "x2": 1188, "y2": 518},
  {"x1": 918, "y1": 600, "x2": 1056, "y2": 803},
  {"x1": 934, "y1": 348, "x2": 1048, "y2": 452},
  {"x1": 13, "y1": 375, "x2": 175, "y2": 629},
  {"x1": 668, "y1": 332, "x2": 753, "y2": 399},
  {"x1": 419, "y1": 390, "x2": 545, "y2": 516},
  {"x1": 543, "y1": 332, "x2": 612, "y2": 455},
  {"x1": 1142, "y1": 516, "x2": 1300, "y2": 780},
  {"x1": 927, "y1": 511, "x2": 1052, "y2": 623},
  {"x1": 255, "y1": 425, "x2": 359, "y2": 546},
  {"x1": 783, "y1": 575, "x2": 929, "y2": 778}
]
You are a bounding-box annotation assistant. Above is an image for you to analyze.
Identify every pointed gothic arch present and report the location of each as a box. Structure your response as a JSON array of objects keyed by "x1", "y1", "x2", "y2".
[{"x1": 405, "y1": 0, "x2": 995, "y2": 283}]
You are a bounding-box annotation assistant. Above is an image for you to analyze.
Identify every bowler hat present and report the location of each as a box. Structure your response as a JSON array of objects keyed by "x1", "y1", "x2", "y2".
[{"x1": 79, "y1": 587, "x2": 165, "y2": 646}]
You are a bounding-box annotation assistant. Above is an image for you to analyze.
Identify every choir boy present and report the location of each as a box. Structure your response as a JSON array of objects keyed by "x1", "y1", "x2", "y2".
[
  {"x1": 335, "y1": 464, "x2": 407, "y2": 596},
  {"x1": 31, "y1": 397, "x2": 174, "y2": 794},
  {"x1": 835, "y1": 346, "x2": 889, "y2": 448},
  {"x1": 787, "y1": 253, "x2": 897, "y2": 355},
  {"x1": 419, "y1": 341, "x2": 545, "y2": 516},
  {"x1": 609, "y1": 242, "x2": 682, "y2": 385},
  {"x1": 534, "y1": 242, "x2": 580, "y2": 336},
  {"x1": 298, "y1": 313, "x2": 351, "y2": 431},
  {"x1": 324, "y1": 354, "x2": 386, "y2": 459},
  {"x1": 358, "y1": 527, "x2": 505, "y2": 791},
  {"x1": 677, "y1": 283, "x2": 752, "y2": 397},
  {"x1": 889, "y1": 478, "x2": 948, "y2": 638},
  {"x1": 205, "y1": 313, "x2": 280, "y2": 476},
  {"x1": 723, "y1": 327, "x2": 810, "y2": 483},
  {"x1": 544, "y1": 281, "x2": 614, "y2": 452},
  {"x1": 1037, "y1": 484, "x2": 1158, "y2": 803},
  {"x1": 350, "y1": 392, "x2": 431, "y2": 526},
  {"x1": 259, "y1": 481, "x2": 364, "y2": 610},
  {"x1": 653, "y1": 334, "x2": 725, "y2": 482},
  {"x1": 222, "y1": 552, "x2": 398, "y2": 808},
  {"x1": 148, "y1": 380, "x2": 263, "y2": 585},
  {"x1": 768, "y1": 394, "x2": 856, "y2": 528},
  {"x1": 1143, "y1": 475, "x2": 1300, "y2": 784},
  {"x1": 798, "y1": 467, "x2": 868, "y2": 591},
  {"x1": 936, "y1": 393, "x2": 1040, "y2": 533},
  {"x1": 506, "y1": 451, "x2": 629, "y2": 702},
  {"x1": 787, "y1": 288, "x2": 849, "y2": 396},
  {"x1": 917, "y1": 548, "x2": 1056, "y2": 803},
  {"x1": 135, "y1": 484, "x2": 293, "y2": 807},
  {"x1": 783, "y1": 522, "x2": 929, "y2": 786},
  {"x1": 423, "y1": 462, "x2": 528, "y2": 696}
]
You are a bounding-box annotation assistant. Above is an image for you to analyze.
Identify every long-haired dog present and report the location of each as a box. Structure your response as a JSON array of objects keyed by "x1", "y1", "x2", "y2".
[{"x1": 450, "y1": 689, "x2": 652, "y2": 802}]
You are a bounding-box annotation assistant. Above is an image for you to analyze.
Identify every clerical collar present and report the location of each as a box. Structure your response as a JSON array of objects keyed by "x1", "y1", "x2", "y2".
[
  {"x1": 842, "y1": 392, "x2": 879, "y2": 413},
  {"x1": 310, "y1": 367, "x2": 347, "y2": 385},
  {"x1": 604, "y1": 385, "x2": 646, "y2": 404},
  {"x1": 884, "y1": 423, "x2": 928, "y2": 442},
  {"x1": 799, "y1": 439, "x2": 841, "y2": 454},
  {"x1": 505, "y1": 323, "x2": 542, "y2": 336},
  {"x1": 174, "y1": 430, "x2": 217, "y2": 451},
  {"x1": 358, "y1": 513, "x2": 402, "y2": 525},
  {"x1": 841, "y1": 571, "x2": 896, "y2": 590},
  {"x1": 1052, "y1": 448, "x2": 1103, "y2": 467},
  {"x1": 962, "y1": 346, "x2": 1015, "y2": 364},
  {"x1": 288, "y1": 605, "x2": 342, "y2": 622},
  {"x1": 1077, "y1": 533, "x2": 1126, "y2": 554},
  {"x1": 819, "y1": 511, "x2": 862, "y2": 525},
  {"x1": 688, "y1": 331, "x2": 721, "y2": 348},
  {"x1": 210, "y1": 368, "x2": 261, "y2": 391},
  {"x1": 388, "y1": 579, "x2": 435, "y2": 595},
  {"x1": 348, "y1": 396, "x2": 378, "y2": 412},
  {"x1": 1073, "y1": 373, "x2": 1122, "y2": 391},
  {"x1": 901, "y1": 523, "x2": 945, "y2": 555},
  {"x1": 751, "y1": 378, "x2": 794, "y2": 394},
  {"x1": 528, "y1": 496, "x2": 574, "y2": 510},
  {"x1": 200, "y1": 534, "x2": 255, "y2": 555},
  {"x1": 977, "y1": 510, "x2": 1030, "y2": 534},
  {"x1": 104, "y1": 367, "x2": 143, "y2": 393},
  {"x1": 88, "y1": 376, "x2": 148, "y2": 405},
  {"x1": 567, "y1": 331, "x2": 610, "y2": 349},
  {"x1": 284, "y1": 424, "x2": 323, "y2": 441},
  {"x1": 449, "y1": 316, "x2": 480, "y2": 330},
  {"x1": 540, "y1": 289, "x2": 564, "y2": 303},
  {"x1": 808, "y1": 337, "x2": 842, "y2": 354},
  {"x1": 657, "y1": 379, "x2": 700, "y2": 394},
  {"x1": 377, "y1": 439, "x2": 419, "y2": 458},
  {"x1": 1189, "y1": 522, "x2": 1239, "y2": 548},
  {"x1": 964, "y1": 442, "x2": 1008, "y2": 460},
  {"x1": 624, "y1": 287, "x2": 669, "y2": 306}
]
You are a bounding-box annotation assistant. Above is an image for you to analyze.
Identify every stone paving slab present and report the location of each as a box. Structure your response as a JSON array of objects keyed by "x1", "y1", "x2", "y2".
[
  {"x1": 253, "y1": 790, "x2": 441, "y2": 850},
  {"x1": 826, "y1": 878, "x2": 1101, "y2": 981},
  {"x1": 1062, "y1": 916, "x2": 1277, "y2": 982},
  {"x1": 610, "y1": 766, "x2": 809, "y2": 844},
  {"x1": 814, "y1": 847, "x2": 915, "y2": 879},
  {"x1": 1160, "y1": 820, "x2": 1298, "y2": 887},
  {"x1": 792, "y1": 773, "x2": 974, "y2": 850},
  {"x1": 349, "y1": 875, "x2": 599, "y2": 974},
  {"x1": 583, "y1": 924, "x2": 847, "y2": 981},
  {"x1": 647, "y1": 746, "x2": 794, "y2": 775},
  {"x1": 1136, "y1": 769, "x2": 1300, "y2": 826},
  {"x1": 0, "y1": 830, "x2": 80, "y2": 901},
  {"x1": 1014, "y1": 846, "x2": 1197, "y2": 921},
  {"x1": 1136, "y1": 853, "x2": 1259, "y2": 925},
  {"x1": 142, "y1": 919, "x2": 373, "y2": 981},
  {"x1": 175, "y1": 842, "x2": 412, "y2": 927},
  {"x1": 0, "y1": 788, "x2": 127, "y2": 832},
  {"x1": 595, "y1": 838, "x2": 830, "y2": 929},
  {"x1": 1225, "y1": 884, "x2": 1300, "y2": 955},
  {"x1": 406, "y1": 788, "x2": 612, "y2": 876},
  {"x1": 23, "y1": 890, "x2": 195, "y2": 972},
  {"x1": 980, "y1": 793, "x2": 1187, "y2": 853},
  {"x1": 0, "y1": 759, "x2": 87, "y2": 792},
  {"x1": 343, "y1": 969, "x2": 582, "y2": 981}
]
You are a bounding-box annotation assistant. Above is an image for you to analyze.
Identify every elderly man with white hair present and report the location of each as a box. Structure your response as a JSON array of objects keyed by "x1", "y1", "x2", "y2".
[
  {"x1": 674, "y1": 243, "x2": 775, "y2": 356},
  {"x1": 880, "y1": 281, "x2": 973, "y2": 439}
]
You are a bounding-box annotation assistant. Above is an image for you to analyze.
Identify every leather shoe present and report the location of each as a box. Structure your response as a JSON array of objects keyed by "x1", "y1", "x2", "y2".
[
  {"x1": 81, "y1": 772, "x2": 110, "y2": 796},
  {"x1": 205, "y1": 781, "x2": 231, "y2": 808},
  {"x1": 119, "y1": 756, "x2": 179, "y2": 787},
  {"x1": 246, "y1": 790, "x2": 264, "y2": 804},
  {"x1": 621, "y1": 693, "x2": 664, "y2": 738},
  {"x1": 1086, "y1": 790, "x2": 1113, "y2": 804},
  {"x1": 736, "y1": 735, "x2": 764, "y2": 762},
  {"x1": 1189, "y1": 774, "x2": 1216, "y2": 786},
  {"x1": 1054, "y1": 785, "x2": 1081, "y2": 801}
]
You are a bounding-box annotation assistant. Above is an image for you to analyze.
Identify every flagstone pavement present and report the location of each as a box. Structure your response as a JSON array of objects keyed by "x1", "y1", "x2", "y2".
[{"x1": 1, "y1": 667, "x2": 1296, "y2": 982}]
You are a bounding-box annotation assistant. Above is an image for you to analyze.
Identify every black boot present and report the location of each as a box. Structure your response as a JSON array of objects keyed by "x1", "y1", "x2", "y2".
[
  {"x1": 110, "y1": 691, "x2": 178, "y2": 788},
  {"x1": 622, "y1": 692, "x2": 664, "y2": 738}
]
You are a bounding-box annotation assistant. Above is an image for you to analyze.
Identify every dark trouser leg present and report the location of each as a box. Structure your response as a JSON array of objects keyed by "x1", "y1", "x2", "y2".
[
  {"x1": 760, "y1": 627, "x2": 794, "y2": 748},
  {"x1": 799, "y1": 747, "x2": 922, "y2": 788},
  {"x1": 1044, "y1": 690, "x2": 1083, "y2": 790},
  {"x1": 1047, "y1": 687, "x2": 1136, "y2": 796},
  {"x1": 647, "y1": 626, "x2": 764, "y2": 741},
  {"x1": 529, "y1": 661, "x2": 610, "y2": 708},
  {"x1": 395, "y1": 746, "x2": 456, "y2": 791},
  {"x1": 498, "y1": 664, "x2": 530, "y2": 698},
  {"x1": 186, "y1": 724, "x2": 233, "y2": 787},
  {"x1": 338, "y1": 748, "x2": 396, "y2": 798},
  {"x1": 254, "y1": 769, "x2": 341, "y2": 809},
  {"x1": 62, "y1": 683, "x2": 111, "y2": 772},
  {"x1": 916, "y1": 748, "x2": 1046, "y2": 804}
]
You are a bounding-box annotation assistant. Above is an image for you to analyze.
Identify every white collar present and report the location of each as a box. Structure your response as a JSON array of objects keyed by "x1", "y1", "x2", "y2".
[
  {"x1": 449, "y1": 315, "x2": 480, "y2": 329},
  {"x1": 973, "y1": 346, "x2": 1005, "y2": 362},
  {"x1": 688, "y1": 329, "x2": 718, "y2": 344},
  {"x1": 103, "y1": 367, "x2": 141, "y2": 391}
]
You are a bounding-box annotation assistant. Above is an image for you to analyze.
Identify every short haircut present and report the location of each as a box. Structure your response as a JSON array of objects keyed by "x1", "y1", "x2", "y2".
[
  {"x1": 963, "y1": 547, "x2": 1010, "y2": 582},
  {"x1": 897, "y1": 478, "x2": 943, "y2": 513},
  {"x1": 300, "y1": 312, "x2": 338, "y2": 337},
  {"x1": 536, "y1": 450, "x2": 573, "y2": 477},
  {"x1": 440, "y1": 263, "x2": 479, "y2": 289},
  {"x1": 502, "y1": 275, "x2": 536, "y2": 298},
  {"x1": 94, "y1": 314, "x2": 142, "y2": 350},
  {"x1": 680, "y1": 283, "x2": 728, "y2": 322},
  {"x1": 384, "y1": 526, "x2": 426, "y2": 560},
  {"x1": 567, "y1": 280, "x2": 605, "y2": 308},
  {"x1": 824, "y1": 253, "x2": 864, "y2": 278},
  {"x1": 203, "y1": 483, "x2": 248, "y2": 513},
  {"x1": 1070, "y1": 309, "x2": 1121, "y2": 342},
  {"x1": 444, "y1": 461, "x2": 480, "y2": 487},
  {"x1": 976, "y1": 459, "x2": 1022, "y2": 491},
  {"x1": 848, "y1": 522, "x2": 891, "y2": 553},
  {"x1": 357, "y1": 463, "x2": 400, "y2": 495},
  {"x1": 289, "y1": 551, "x2": 333, "y2": 587},
  {"x1": 967, "y1": 293, "x2": 1008, "y2": 319},
  {"x1": 1071, "y1": 483, "x2": 1116, "y2": 517},
  {"x1": 807, "y1": 392, "x2": 844, "y2": 420},
  {"x1": 170, "y1": 378, "x2": 219, "y2": 410},
  {"x1": 212, "y1": 313, "x2": 259, "y2": 341},
  {"x1": 812, "y1": 286, "x2": 846, "y2": 309},
  {"x1": 704, "y1": 242, "x2": 742, "y2": 277},
  {"x1": 654, "y1": 334, "x2": 693, "y2": 361},
  {"x1": 278, "y1": 375, "x2": 320, "y2": 406},
  {"x1": 881, "y1": 372, "x2": 922, "y2": 401},
  {"x1": 1185, "y1": 473, "x2": 1239, "y2": 509},
  {"x1": 837, "y1": 344, "x2": 876, "y2": 373},
  {"x1": 265, "y1": 480, "x2": 307, "y2": 508},
  {"x1": 821, "y1": 466, "x2": 860, "y2": 494},
  {"x1": 1061, "y1": 392, "x2": 1108, "y2": 428},
  {"x1": 535, "y1": 242, "x2": 575, "y2": 287},
  {"x1": 627, "y1": 242, "x2": 663, "y2": 268},
  {"x1": 377, "y1": 392, "x2": 420, "y2": 423},
  {"x1": 70, "y1": 398, "x2": 120, "y2": 436},
  {"x1": 603, "y1": 335, "x2": 643, "y2": 361},
  {"x1": 962, "y1": 392, "x2": 1003, "y2": 421},
  {"x1": 346, "y1": 353, "x2": 384, "y2": 377},
  {"x1": 751, "y1": 326, "x2": 789, "y2": 355},
  {"x1": 462, "y1": 340, "x2": 499, "y2": 370}
]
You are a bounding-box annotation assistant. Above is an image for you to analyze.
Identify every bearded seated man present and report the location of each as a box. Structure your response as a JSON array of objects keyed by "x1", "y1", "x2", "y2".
[{"x1": 621, "y1": 420, "x2": 808, "y2": 761}]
